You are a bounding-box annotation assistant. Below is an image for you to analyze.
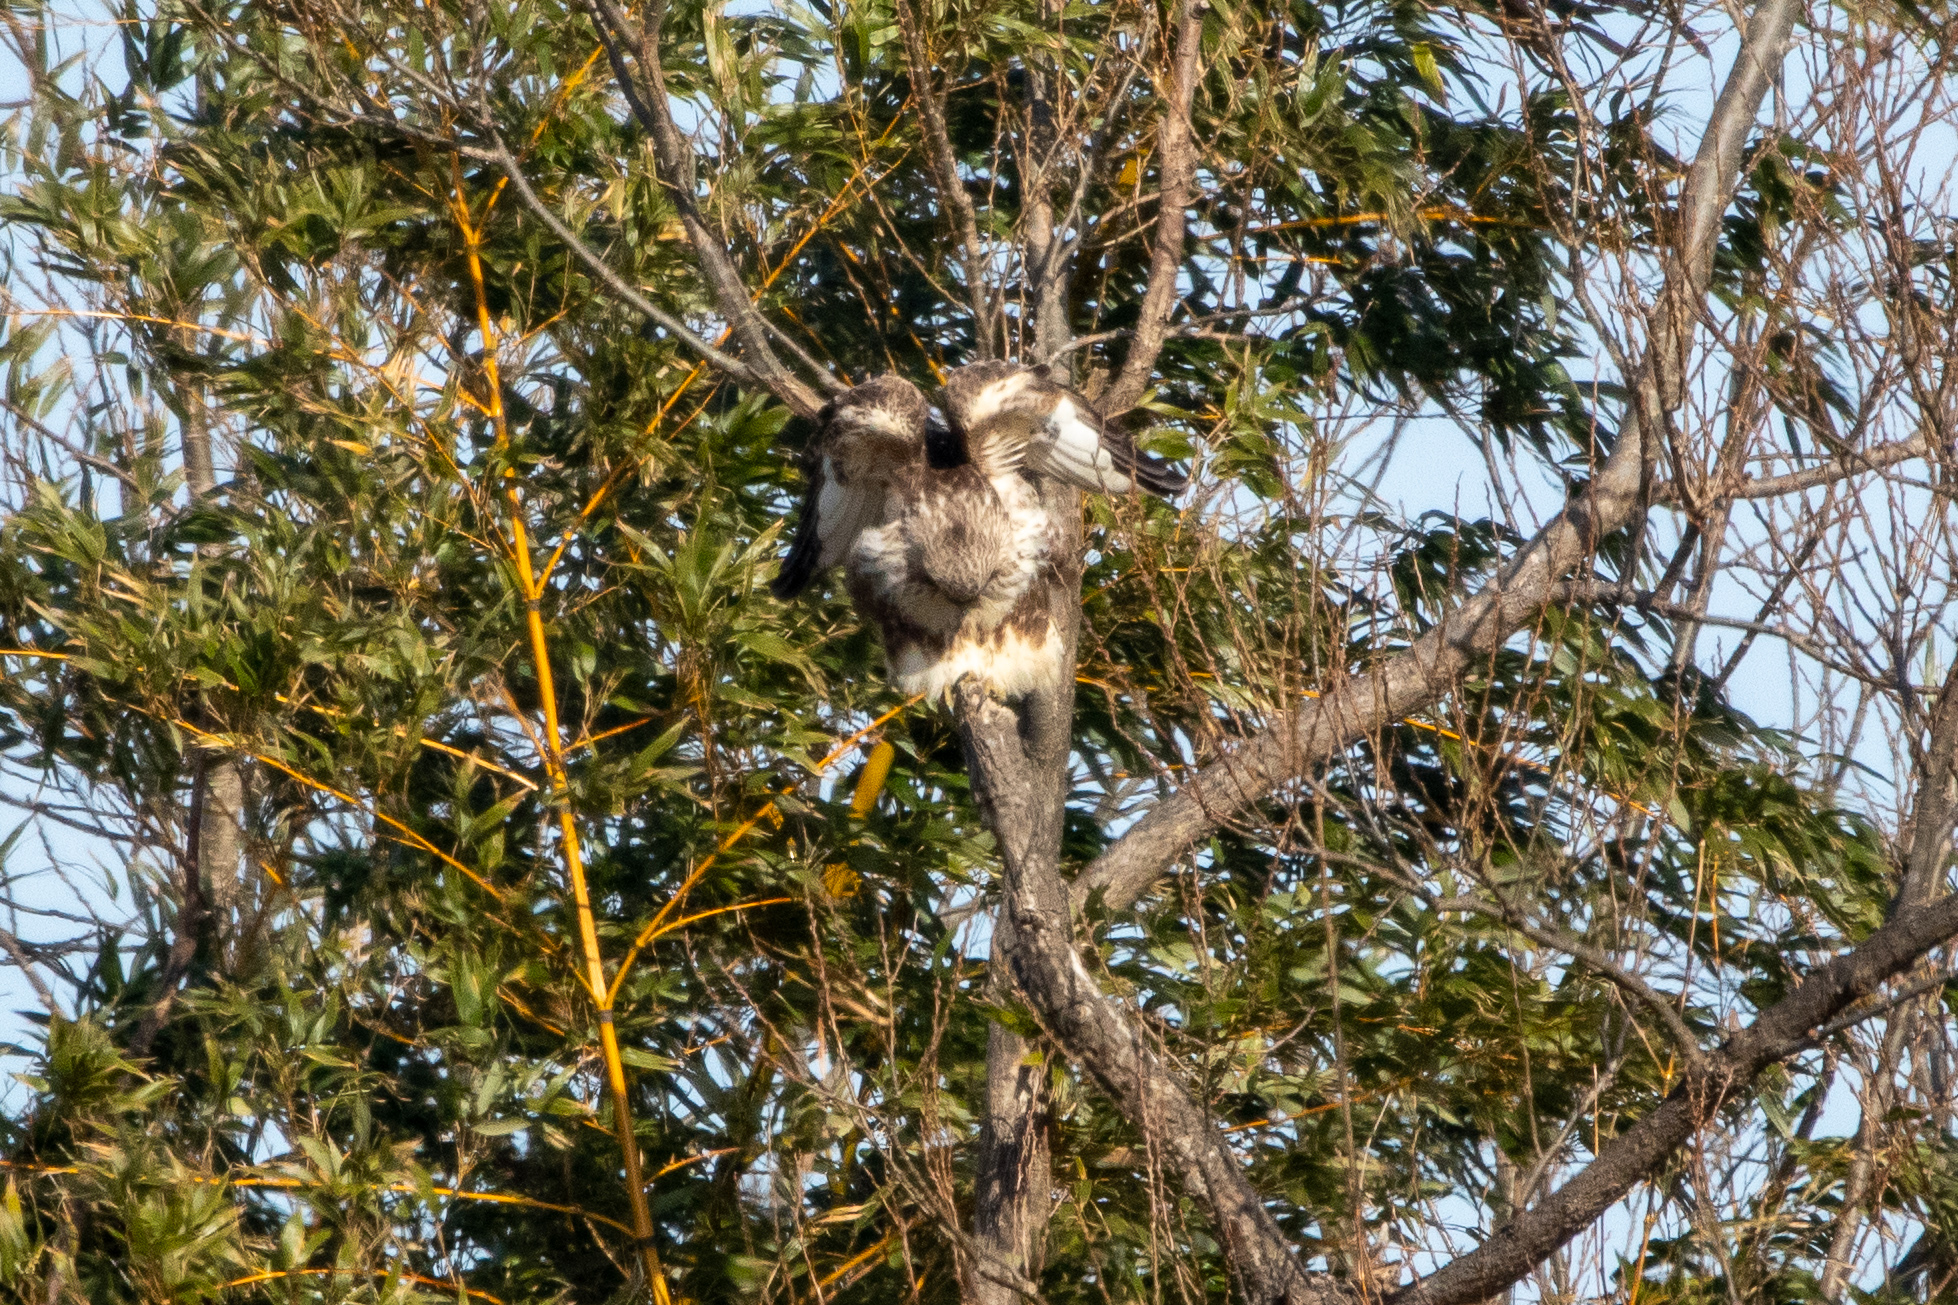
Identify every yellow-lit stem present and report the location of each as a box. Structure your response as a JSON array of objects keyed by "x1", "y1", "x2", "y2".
[{"x1": 455, "y1": 172, "x2": 669, "y2": 1303}]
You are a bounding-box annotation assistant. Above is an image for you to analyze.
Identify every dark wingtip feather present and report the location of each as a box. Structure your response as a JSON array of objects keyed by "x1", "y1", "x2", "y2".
[
  {"x1": 1102, "y1": 423, "x2": 1189, "y2": 498},
  {"x1": 771, "y1": 546, "x2": 818, "y2": 601},
  {"x1": 1131, "y1": 455, "x2": 1190, "y2": 498},
  {"x1": 771, "y1": 499, "x2": 824, "y2": 600},
  {"x1": 1086, "y1": 396, "x2": 1188, "y2": 499}
]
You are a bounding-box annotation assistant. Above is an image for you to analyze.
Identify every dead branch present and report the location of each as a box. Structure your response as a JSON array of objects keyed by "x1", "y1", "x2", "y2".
[{"x1": 579, "y1": 0, "x2": 828, "y2": 418}]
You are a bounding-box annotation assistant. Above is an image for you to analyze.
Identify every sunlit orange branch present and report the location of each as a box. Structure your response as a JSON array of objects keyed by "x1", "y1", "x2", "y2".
[
  {"x1": 275, "y1": 691, "x2": 540, "y2": 792},
  {"x1": 538, "y1": 379, "x2": 725, "y2": 589},
  {"x1": 498, "y1": 984, "x2": 568, "y2": 1036},
  {"x1": 818, "y1": 1230, "x2": 900, "y2": 1288},
  {"x1": 217, "y1": 1175, "x2": 635, "y2": 1236},
  {"x1": 220, "y1": 1267, "x2": 503, "y2": 1302},
  {"x1": 634, "y1": 697, "x2": 921, "y2": 941},
  {"x1": 480, "y1": 45, "x2": 609, "y2": 225},
  {"x1": 173, "y1": 718, "x2": 506, "y2": 902},
  {"x1": 606, "y1": 897, "x2": 791, "y2": 1006},
  {"x1": 570, "y1": 714, "x2": 656, "y2": 755},
  {"x1": 606, "y1": 699, "x2": 919, "y2": 1003},
  {"x1": 1243, "y1": 205, "x2": 1511, "y2": 236},
  {"x1": 491, "y1": 678, "x2": 553, "y2": 765},
  {"x1": 416, "y1": 735, "x2": 541, "y2": 791},
  {"x1": 9, "y1": 307, "x2": 266, "y2": 346},
  {"x1": 653, "y1": 1146, "x2": 740, "y2": 1179},
  {"x1": 454, "y1": 157, "x2": 670, "y2": 1304}
]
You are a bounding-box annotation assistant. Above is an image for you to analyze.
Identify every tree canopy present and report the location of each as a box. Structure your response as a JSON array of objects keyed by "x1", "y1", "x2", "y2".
[{"x1": 0, "y1": 0, "x2": 1956, "y2": 1300}]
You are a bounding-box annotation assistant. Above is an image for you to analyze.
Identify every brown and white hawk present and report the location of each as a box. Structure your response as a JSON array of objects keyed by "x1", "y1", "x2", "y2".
[{"x1": 772, "y1": 365, "x2": 1186, "y2": 699}]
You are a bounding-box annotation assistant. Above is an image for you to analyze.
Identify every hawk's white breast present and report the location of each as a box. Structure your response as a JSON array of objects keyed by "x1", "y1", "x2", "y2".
[{"x1": 890, "y1": 623, "x2": 1066, "y2": 700}]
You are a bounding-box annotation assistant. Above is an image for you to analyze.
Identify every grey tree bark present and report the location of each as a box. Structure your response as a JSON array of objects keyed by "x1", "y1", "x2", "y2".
[{"x1": 967, "y1": 477, "x2": 1080, "y2": 1303}]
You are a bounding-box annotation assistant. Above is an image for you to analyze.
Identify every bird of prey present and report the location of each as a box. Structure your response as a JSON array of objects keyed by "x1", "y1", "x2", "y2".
[
  {"x1": 771, "y1": 375, "x2": 933, "y2": 604},
  {"x1": 772, "y1": 374, "x2": 1058, "y2": 699},
  {"x1": 939, "y1": 361, "x2": 1189, "y2": 498}
]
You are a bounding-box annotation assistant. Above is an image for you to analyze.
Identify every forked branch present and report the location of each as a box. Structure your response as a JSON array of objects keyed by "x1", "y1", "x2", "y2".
[{"x1": 1079, "y1": 0, "x2": 1805, "y2": 913}]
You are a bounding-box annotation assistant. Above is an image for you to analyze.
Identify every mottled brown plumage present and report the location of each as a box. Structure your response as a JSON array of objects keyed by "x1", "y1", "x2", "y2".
[
  {"x1": 772, "y1": 373, "x2": 1060, "y2": 697},
  {"x1": 772, "y1": 375, "x2": 932, "y2": 602}
]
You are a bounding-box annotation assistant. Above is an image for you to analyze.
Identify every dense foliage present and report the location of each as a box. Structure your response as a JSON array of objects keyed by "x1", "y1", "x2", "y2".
[{"x1": 0, "y1": 0, "x2": 1952, "y2": 1300}]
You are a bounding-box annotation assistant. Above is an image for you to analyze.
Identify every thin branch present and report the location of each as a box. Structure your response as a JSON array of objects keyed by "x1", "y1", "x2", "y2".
[
  {"x1": 0, "y1": 925, "x2": 57, "y2": 1014},
  {"x1": 487, "y1": 139, "x2": 791, "y2": 400},
  {"x1": 893, "y1": 0, "x2": 1000, "y2": 355},
  {"x1": 578, "y1": 0, "x2": 826, "y2": 417},
  {"x1": 1559, "y1": 581, "x2": 1889, "y2": 687},
  {"x1": 1428, "y1": 892, "x2": 1706, "y2": 1068},
  {"x1": 1656, "y1": 431, "x2": 1936, "y2": 502},
  {"x1": 1097, "y1": 0, "x2": 1205, "y2": 416}
]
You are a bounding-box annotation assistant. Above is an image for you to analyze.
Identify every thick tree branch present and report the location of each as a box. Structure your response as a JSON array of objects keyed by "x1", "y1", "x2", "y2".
[
  {"x1": 1391, "y1": 871, "x2": 1958, "y2": 1305},
  {"x1": 129, "y1": 752, "x2": 218, "y2": 1060},
  {"x1": 1079, "y1": 0, "x2": 1803, "y2": 915},
  {"x1": 1018, "y1": 0, "x2": 1074, "y2": 363},
  {"x1": 1402, "y1": 652, "x2": 1958, "y2": 1305},
  {"x1": 966, "y1": 473, "x2": 1085, "y2": 1304},
  {"x1": 579, "y1": 0, "x2": 826, "y2": 418},
  {"x1": 957, "y1": 680, "x2": 1351, "y2": 1305},
  {"x1": 1096, "y1": 0, "x2": 1204, "y2": 416}
]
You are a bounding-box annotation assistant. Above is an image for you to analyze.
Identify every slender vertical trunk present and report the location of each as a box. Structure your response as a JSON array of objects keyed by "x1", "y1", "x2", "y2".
[
  {"x1": 129, "y1": 753, "x2": 217, "y2": 1058},
  {"x1": 972, "y1": 915, "x2": 1054, "y2": 1302},
  {"x1": 969, "y1": 19, "x2": 1079, "y2": 1291},
  {"x1": 178, "y1": 334, "x2": 248, "y2": 965}
]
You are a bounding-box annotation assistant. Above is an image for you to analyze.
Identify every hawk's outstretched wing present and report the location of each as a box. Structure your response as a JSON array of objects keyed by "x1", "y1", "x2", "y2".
[
  {"x1": 940, "y1": 362, "x2": 1187, "y2": 497},
  {"x1": 1033, "y1": 388, "x2": 1187, "y2": 497},
  {"x1": 772, "y1": 375, "x2": 930, "y2": 601}
]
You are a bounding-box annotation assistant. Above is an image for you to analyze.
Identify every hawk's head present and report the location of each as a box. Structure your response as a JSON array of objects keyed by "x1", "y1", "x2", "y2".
[
  {"x1": 911, "y1": 510, "x2": 1017, "y2": 611},
  {"x1": 820, "y1": 374, "x2": 931, "y2": 449},
  {"x1": 852, "y1": 480, "x2": 1028, "y2": 636}
]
